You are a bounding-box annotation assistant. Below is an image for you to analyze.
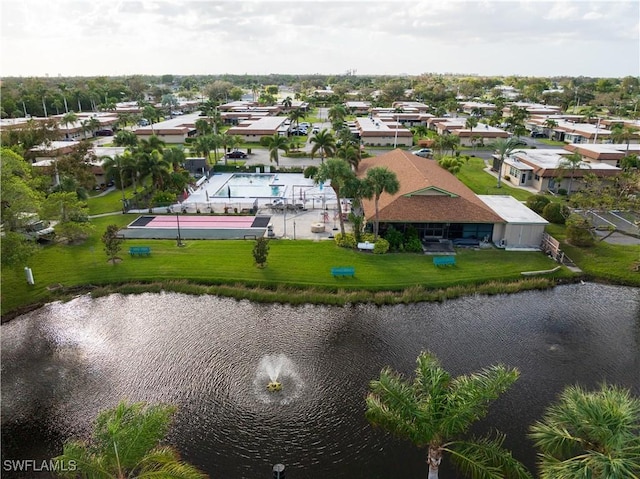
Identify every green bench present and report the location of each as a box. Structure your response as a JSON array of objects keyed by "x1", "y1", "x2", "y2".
[
  {"x1": 331, "y1": 266, "x2": 355, "y2": 277},
  {"x1": 129, "y1": 246, "x2": 151, "y2": 257},
  {"x1": 433, "y1": 256, "x2": 456, "y2": 267}
]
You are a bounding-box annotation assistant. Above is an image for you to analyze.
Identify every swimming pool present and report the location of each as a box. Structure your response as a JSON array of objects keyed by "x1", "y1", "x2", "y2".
[{"x1": 214, "y1": 174, "x2": 284, "y2": 198}]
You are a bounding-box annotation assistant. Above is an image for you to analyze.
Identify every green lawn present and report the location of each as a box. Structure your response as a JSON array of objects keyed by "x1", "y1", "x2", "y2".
[
  {"x1": 457, "y1": 157, "x2": 532, "y2": 201},
  {"x1": 545, "y1": 224, "x2": 640, "y2": 284},
  {"x1": 2, "y1": 214, "x2": 570, "y2": 316},
  {"x1": 88, "y1": 187, "x2": 133, "y2": 215}
]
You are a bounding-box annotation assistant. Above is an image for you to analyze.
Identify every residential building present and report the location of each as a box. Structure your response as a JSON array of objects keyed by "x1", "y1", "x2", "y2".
[
  {"x1": 497, "y1": 148, "x2": 621, "y2": 193},
  {"x1": 357, "y1": 149, "x2": 549, "y2": 249},
  {"x1": 355, "y1": 117, "x2": 413, "y2": 147},
  {"x1": 225, "y1": 116, "x2": 289, "y2": 142}
]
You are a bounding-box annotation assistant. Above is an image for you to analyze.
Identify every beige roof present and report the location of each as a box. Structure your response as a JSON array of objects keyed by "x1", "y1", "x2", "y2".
[{"x1": 357, "y1": 150, "x2": 504, "y2": 224}]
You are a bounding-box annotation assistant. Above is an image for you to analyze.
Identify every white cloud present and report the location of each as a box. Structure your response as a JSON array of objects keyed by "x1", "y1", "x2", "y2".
[{"x1": 1, "y1": 0, "x2": 638, "y2": 77}]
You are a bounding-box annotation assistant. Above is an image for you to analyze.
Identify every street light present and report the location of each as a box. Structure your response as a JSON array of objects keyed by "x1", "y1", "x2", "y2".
[
  {"x1": 393, "y1": 113, "x2": 399, "y2": 148},
  {"x1": 176, "y1": 212, "x2": 183, "y2": 246}
]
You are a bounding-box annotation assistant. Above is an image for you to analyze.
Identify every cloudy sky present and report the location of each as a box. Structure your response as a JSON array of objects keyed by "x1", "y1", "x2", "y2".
[{"x1": 1, "y1": 0, "x2": 638, "y2": 78}]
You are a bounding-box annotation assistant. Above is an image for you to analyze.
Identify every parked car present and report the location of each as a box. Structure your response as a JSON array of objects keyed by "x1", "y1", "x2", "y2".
[
  {"x1": 530, "y1": 131, "x2": 546, "y2": 138},
  {"x1": 291, "y1": 128, "x2": 307, "y2": 136},
  {"x1": 138, "y1": 119, "x2": 150, "y2": 126},
  {"x1": 95, "y1": 129, "x2": 114, "y2": 136},
  {"x1": 311, "y1": 126, "x2": 320, "y2": 134},
  {"x1": 226, "y1": 150, "x2": 248, "y2": 159},
  {"x1": 299, "y1": 122, "x2": 310, "y2": 129},
  {"x1": 413, "y1": 148, "x2": 433, "y2": 158}
]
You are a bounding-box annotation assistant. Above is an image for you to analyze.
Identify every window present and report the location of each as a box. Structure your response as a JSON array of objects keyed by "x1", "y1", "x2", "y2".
[{"x1": 534, "y1": 174, "x2": 540, "y2": 181}]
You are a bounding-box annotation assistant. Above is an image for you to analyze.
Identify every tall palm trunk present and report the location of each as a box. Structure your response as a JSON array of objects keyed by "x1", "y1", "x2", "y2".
[
  {"x1": 334, "y1": 187, "x2": 346, "y2": 236},
  {"x1": 427, "y1": 445, "x2": 443, "y2": 479},
  {"x1": 374, "y1": 196, "x2": 380, "y2": 240}
]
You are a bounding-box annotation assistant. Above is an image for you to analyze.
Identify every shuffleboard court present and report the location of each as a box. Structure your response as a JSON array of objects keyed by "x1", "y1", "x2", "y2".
[{"x1": 121, "y1": 215, "x2": 272, "y2": 240}]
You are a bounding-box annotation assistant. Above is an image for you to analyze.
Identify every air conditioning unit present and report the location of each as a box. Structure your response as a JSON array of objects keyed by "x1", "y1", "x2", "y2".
[{"x1": 498, "y1": 238, "x2": 507, "y2": 248}]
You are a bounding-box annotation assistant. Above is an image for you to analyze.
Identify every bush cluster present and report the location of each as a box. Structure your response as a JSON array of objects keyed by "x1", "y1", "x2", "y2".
[
  {"x1": 542, "y1": 202, "x2": 570, "y2": 224},
  {"x1": 526, "y1": 194, "x2": 551, "y2": 214},
  {"x1": 383, "y1": 225, "x2": 423, "y2": 253}
]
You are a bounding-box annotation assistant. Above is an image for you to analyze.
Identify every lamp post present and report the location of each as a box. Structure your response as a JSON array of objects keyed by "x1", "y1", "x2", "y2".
[
  {"x1": 393, "y1": 114, "x2": 399, "y2": 148},
  {"x1": 283, "y1": 198, "x2": 287, "y2": 238},
  {"x1": 176, "y1": 212, "x2": 183, "y2": 246}
]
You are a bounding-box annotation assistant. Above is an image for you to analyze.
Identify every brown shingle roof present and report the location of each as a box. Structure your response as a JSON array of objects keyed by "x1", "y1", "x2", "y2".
[{"x1": 357, "y1": 149, "x2": 503, "y2": 224}]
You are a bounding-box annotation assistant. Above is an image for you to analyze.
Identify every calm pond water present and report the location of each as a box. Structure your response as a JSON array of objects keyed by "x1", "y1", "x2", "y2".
[{"x1": 2, "y1": 283, "x2": 639, "y2": 478}]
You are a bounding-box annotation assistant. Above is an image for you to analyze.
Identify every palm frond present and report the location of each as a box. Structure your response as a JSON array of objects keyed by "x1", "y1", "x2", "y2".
[
  {"x1": 441, "y1": 364, "x2": 519, "y2": 437},
  {"x1": 448, "y1": 434, "x2": 533, "y2": 479},
  {"x1": 366, "y1": 367, "x2": 426, "y2": 444},
  {"x1": 530, "y1": 384, "x2": 640, "y2": 479},
  {"x1": 137, "y1": 446, "x2": 208, "y2": 479},
  {"x1": 54, "y1": 441, "x2": 114, "y2": 479}
]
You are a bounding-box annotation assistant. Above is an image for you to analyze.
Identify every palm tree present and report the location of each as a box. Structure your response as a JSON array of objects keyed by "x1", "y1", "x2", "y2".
[
  {"x1": 314, "y1": 158, "x2": 355, "y2": 236},
  {"x1": 137, "y1": 135, "x2": 165, "y2": 155},
  {"x1": 193, "y1": 134, "x2": 219, "y2": 167},
  {"x1": 260, "y1": 134, "x2": 290, "y2": 166},
  {"x1": 328, "y1": 104, "x2": 348, "y2": 125},
  {"x1": 558, "y1": 152, "x2": 591, "y2": 194},
  {"x1": 366, "y1": 351, "x2": 532, "y2": 479},
  {"x1": 529, "y1": 383, "x2": 640, "y2": 479},
  {"x1": 55, "y1": 401, "x2": 208, "y2": 479},
  {"x1": 492, "y1": 138, "x2": 522, "y2": 188},
  {"x1": 362, "y1": 166, "x2": 400, "y2": 240},
  {"x1": 121, "y1": 151, "x2": 141, "y2": 193},
  {"x1": 543, "y1": 118, "x2": 558, "y2": 140},
  {"x1": 80, "y1": 119, "x2": 92, "y2": 139},
  {"x1": 163, "y1": 147, "x2": 186, "y2": 172},
  {"x1": 229, "y1": 134, "x2": 243, "y2": 154},
  {"x1": 433, "y1": 134, "x2": 460, "y2": 158},
  {"x1": 113, "y1": 130, "x2": 138, "y2": 148},
  {"x1": 282, "y1": 96, "x2": 293, "y2": 111},
  {"x1": 336, "y1": 143, "x2": 360, "y2": 171},
  {"x1": 195, "y1": 118, "x2": 213, "y2": 136},
  {"x1": 610, "y1": 124, "x2": 637, "y2": 155},
  {"x1": 310, "y1": 129, "x2": 337, "y2": 163},
  {"x1": 103, "y1": 154, "x2": 128, "y2": 208},
  {"x1": 413, "y1": 124, "x2": 428, "y2": 140},
  {"x1": 138, "y1": 149, "x2": 170, "y2": 190},
  {"x1": 288, "y1": 108, "x2": 306, "y2": 129},
  {"x1": 465, "y1": 116, "x2": 479, "y2": 132},
  {"x1": 60, "y1": 112, "x2": 78, "y2": 139}
]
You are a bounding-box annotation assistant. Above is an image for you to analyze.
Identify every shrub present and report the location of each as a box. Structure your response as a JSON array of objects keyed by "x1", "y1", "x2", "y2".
[
  {"x1": 404, "y1": 237, "x2": 424, "y2": 253},
  {"x1": 334, "y1": 232, "x2": 356, "y2": 249},
  {"x1": 404, "y1": 225, "x2": 419, "y2": 242},
  {"x1": 542, "y1": 202, "x2": 569, "y2": 224},
  {"x1": 373, "y1": 238, "x2": 390, "y2": 254},
  {"x1": 526, "y1": 194, "x2": 551, "y2": 214},
  {"x1": 566, "y1": 213, "x2": 595, "y2": 247},
  {"x1": 557, "y1": 188, "x2": 568, "y2": 196},
  {"x1": 253, "y1": 237, "x2": 270, "y2": 267},
  {"x1": 304, "y1": 166, "x2": 318, "y2": 179},
  {"x1": 384, "y1": 226, "x2": 404, "y2": 252},
  {"x1": 152, "y1": 190, "x2": 177, "y2": 206},
  {"x1": 361, "y1": 232, "x2": 376, "y2": 243}
]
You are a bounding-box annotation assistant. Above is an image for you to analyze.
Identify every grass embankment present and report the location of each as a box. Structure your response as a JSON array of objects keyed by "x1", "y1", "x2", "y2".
[
  {"x1": 545, "y1": 224, "x2": 640, "y2": 284},
  {"x1": 2, "y1": 214, "x2": 573, "y2": 319}
]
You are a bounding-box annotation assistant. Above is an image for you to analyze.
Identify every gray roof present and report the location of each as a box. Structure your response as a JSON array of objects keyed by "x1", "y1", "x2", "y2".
[{"x1": 478, "y1": 195, "x2": 548, "y2": 224}]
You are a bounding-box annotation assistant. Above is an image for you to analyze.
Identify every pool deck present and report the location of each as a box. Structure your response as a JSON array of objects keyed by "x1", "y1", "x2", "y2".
[{"x1": 127, "y1": 173, "x2": 351, "y2": 240}]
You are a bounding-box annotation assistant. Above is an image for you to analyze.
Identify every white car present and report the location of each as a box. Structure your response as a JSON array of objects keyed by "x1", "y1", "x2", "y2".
[
  {"x1": 311, "y1": 126, "x2": 320, "y2": 134},
  {"x1": 413, "y1": 148, "x2": 433, "y2": 158}
]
